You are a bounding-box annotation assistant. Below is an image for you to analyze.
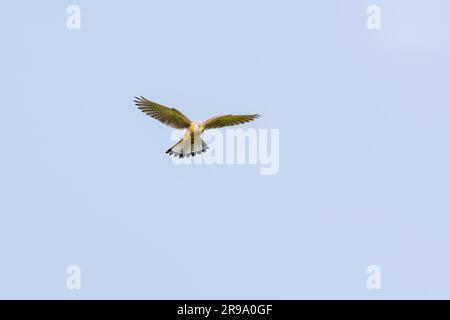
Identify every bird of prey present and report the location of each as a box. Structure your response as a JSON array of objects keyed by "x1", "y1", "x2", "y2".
[{"x1": 134, "y1": 96, "x2": 260, "y2": 158}]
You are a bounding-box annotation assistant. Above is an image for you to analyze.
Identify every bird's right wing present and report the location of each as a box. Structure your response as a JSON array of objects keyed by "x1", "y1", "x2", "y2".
[
  {"x1": 203, "y1": 114, "x2": 260, "y2": 129},
  {"x1": 134, "y1": 96, "x2": 192, "y2": 129}
]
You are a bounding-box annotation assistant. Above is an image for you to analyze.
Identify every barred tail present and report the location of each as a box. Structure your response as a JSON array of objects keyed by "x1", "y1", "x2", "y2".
[{"x1": 165, "y1": 134, "x2": 209, "y2": 158}]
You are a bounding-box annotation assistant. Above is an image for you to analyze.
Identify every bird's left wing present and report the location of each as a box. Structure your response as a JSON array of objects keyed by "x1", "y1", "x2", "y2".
[
  {"x1": 203, "y1": 114, "x2": 260, "y2": 130},
  {"x1": 134, "y1": 96, "x2": 192, "y2": 129}
]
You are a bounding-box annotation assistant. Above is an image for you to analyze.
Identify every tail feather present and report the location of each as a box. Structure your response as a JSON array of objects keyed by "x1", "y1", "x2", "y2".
[{"x1": 166, "y1": 137, "x2": 208, "y2": 158}]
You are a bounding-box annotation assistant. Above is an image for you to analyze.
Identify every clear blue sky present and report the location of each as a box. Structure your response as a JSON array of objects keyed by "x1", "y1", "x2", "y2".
[{"x1": 1, "y1": 0, "x2": 449, "y2": 299}]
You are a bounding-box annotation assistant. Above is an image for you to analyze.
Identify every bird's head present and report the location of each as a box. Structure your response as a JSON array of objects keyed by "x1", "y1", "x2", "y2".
[{"x1": 193, "y1": 121, "x2": 205, "y2": 132}]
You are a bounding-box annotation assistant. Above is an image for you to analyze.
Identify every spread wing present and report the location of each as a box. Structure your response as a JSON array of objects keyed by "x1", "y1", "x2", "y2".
[
  {"x1": 134, "y1": 96, "x2": 192, "y2": 129},
  {"x1": 203, "y1": 114, "x2": 260, "y2": 130}
]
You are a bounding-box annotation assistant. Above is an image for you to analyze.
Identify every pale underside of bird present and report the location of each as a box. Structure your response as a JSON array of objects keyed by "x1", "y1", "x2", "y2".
[{"x1": 134, "y1": 96, "x2": 260, "y2": 158}]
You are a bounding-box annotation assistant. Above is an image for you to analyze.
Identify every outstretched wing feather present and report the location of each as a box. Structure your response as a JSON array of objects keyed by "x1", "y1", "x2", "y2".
[
  {"x1": 203, "y1": 114, "x2": 260, "y2": 129},
  {"x1": 134, "y1": 96, "x2": 191, "y2": 129}
]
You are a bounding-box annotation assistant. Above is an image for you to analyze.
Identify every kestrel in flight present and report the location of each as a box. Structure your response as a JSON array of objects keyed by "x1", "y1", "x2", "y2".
[{"x1": 134, "y1": 96, "x2": 260, "y2": 158}]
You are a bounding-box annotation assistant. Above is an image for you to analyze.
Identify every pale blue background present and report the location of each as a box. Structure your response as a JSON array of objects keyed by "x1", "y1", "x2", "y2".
[{"x1": 0, "y1": 0, "x2": 449, "y2": 299}]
